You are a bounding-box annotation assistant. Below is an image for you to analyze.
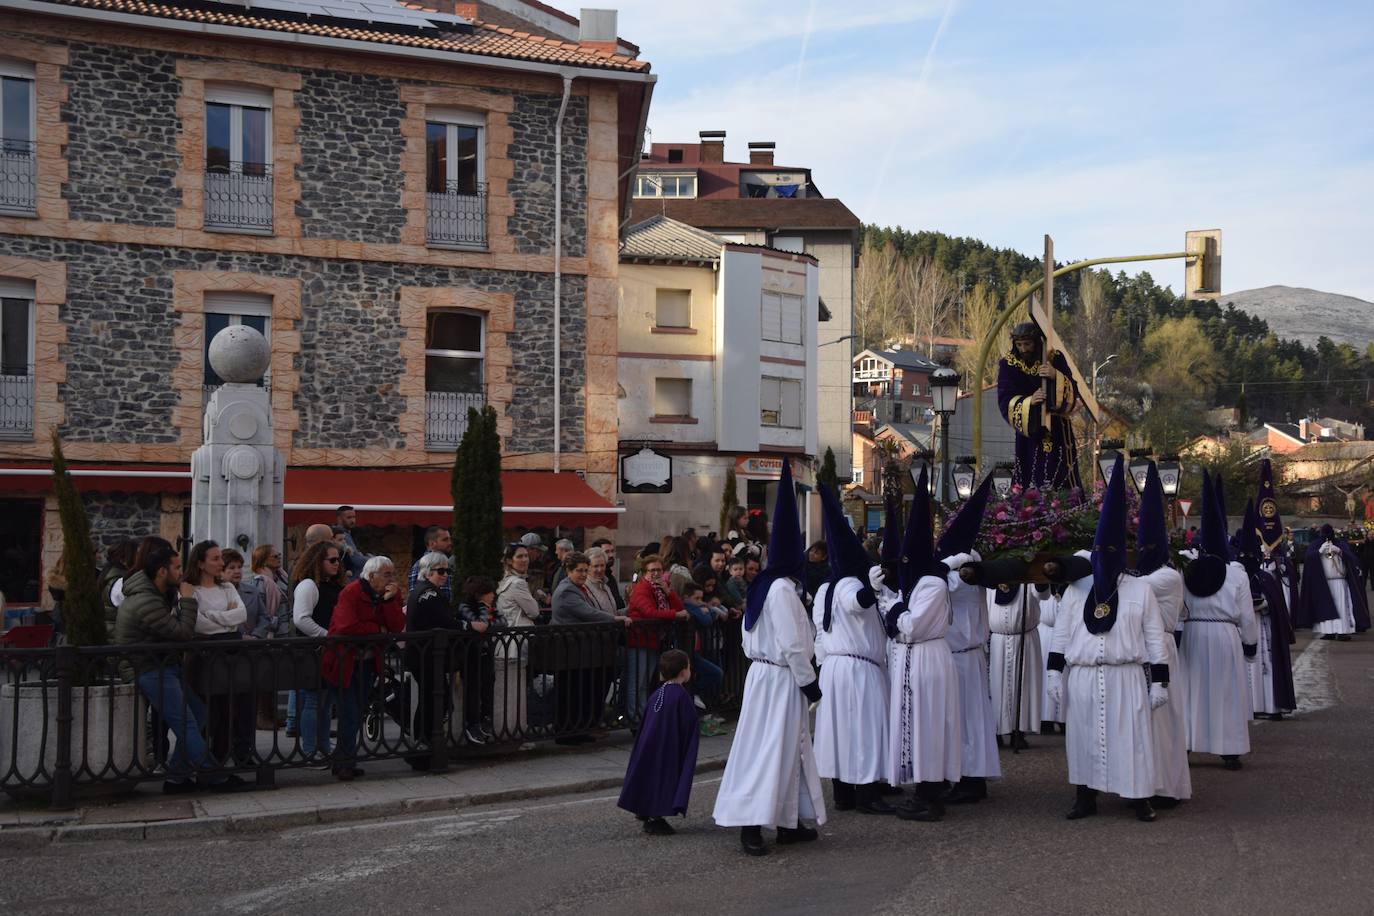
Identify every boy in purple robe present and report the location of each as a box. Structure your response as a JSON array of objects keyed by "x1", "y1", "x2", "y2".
[{"x1": 618, "y1": 649, "x2": 700, "y2": 836}]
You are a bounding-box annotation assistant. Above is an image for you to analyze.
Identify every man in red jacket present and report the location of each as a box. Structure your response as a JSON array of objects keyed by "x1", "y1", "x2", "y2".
[
  {"x1": 323, "y1": 555, "x2": 406, "y2": 781},
  {"x1": 626, "y1": 554, "x2": 687, "y2": 721}
]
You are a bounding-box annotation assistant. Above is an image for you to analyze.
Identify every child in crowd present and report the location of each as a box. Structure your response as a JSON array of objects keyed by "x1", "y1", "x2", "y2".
[
  {"x1": 679, "y1": 583, "x2": 727, "y2": 734},
  {"x1": 720, "y1": 557, "x2": 747, "y2": 611},
  {"x1": 618, "y1": 649, "x2": 700, "y2": 836}
]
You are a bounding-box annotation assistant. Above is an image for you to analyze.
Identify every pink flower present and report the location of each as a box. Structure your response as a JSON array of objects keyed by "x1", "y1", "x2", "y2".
[
  {"x1": 1052, "y1": 525, "x2": 1069, "y2": 539},
  {"x1": 1024, "y1": 488, "x2": 1040, "y2": 501},
  {"x1": 995, "y1": 510, "x2": 1009, "y2": 521},
  {"x1": 1051, "y1": 499, "x2": 1062, "y2": 510},
  {"x1": 1032, "y1": 528, "x2": 1048, "y2": 542},
  {"x1": 993, "y1": 532, "x2": 1007, "y2": 545},
  {"x1": 1018, "y1": 506, "x2": 1035, "y2": 521}
]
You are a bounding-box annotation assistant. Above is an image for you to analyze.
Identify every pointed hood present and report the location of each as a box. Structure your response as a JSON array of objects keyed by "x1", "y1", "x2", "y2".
[
  {"x1": 881, "y1": 496, "x2": 902, "y2": 565},
  {"x1": 818, "y1": 483, "x2": 876, "y2": 631},
  {"x1": 1256, "y1": 458, "x2": 1284, "y2": 549},
  {"x1": 1235, "y1": 498, "x2": 1264, "y2": 578},
  {"x1": 936, "y1": 471, "x2": 993, "y2": 558},
  {"x1": 1185, "y1": 470, "x2": 1229, "y2": 597},
  {"x1": 1199, "y1": 470, "x2": 1231, "y2": 561},
  {"x1": 898, "y1": 466, "x2": 946, "y2": 598},
  {"x1": 1135, "y1": 460, "x2": 1170, "y2": 575},
  {"x1": 1084, "y1": 452, "x2": 1127, "y2": 633},
  {"x1": 744, "y1": 457, "x2": 807, "y2": 631}
]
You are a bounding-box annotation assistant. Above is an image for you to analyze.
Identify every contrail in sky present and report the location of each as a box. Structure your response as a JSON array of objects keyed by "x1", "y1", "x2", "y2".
[{"x1": 792, "y1": 0, "x2": 819, "y2": 110}]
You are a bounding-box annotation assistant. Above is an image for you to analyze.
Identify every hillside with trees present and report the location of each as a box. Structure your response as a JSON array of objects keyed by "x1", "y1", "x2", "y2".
[{"x1": 857, "y1": 226, "x2": 1374, "y2": 455}]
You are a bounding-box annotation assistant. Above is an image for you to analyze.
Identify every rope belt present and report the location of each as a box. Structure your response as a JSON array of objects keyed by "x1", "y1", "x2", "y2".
[
  {"x1": 747, "y1": 657, "x2": 782, "y2": 667},
  {"x1": 1187, "y1": 617, "x2": 1239, "y2": 626},
  {"x1": 951, "y1": 644, "x2": 984, "y2": 654},
  {"x1": 830, "y1": 652, "x2": 882, "y2": 667},
  {"x1": 991, "y1": 627, "x2": 1038, "y2": 636},
  {"x1": 896, "y1": 635, "x2": 944, "y2": 646}
]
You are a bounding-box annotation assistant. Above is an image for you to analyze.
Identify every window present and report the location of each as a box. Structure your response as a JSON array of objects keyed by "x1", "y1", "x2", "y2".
[
  {"x1": 667, "y1": 148, "x2": 684, "y2": 163},
  {"x1": 0, "y1": 276, "x2": 35, "y2": 441},
  {"x1": 761, "y1": 291, "x2": 803, "y2": 344},
  {"x1": 654, "y1": 289, "x2": 691, "y2": 328},
  {"x1": 653, "y1": 377, "x2": 692, "y2": 419},
  {"x1": 760, "y1": 376, "x2": 801, "y2": 428},
  {"x1": 0, "y1": 498, "x2": 42, "y2": 603},
  {"x1": 425, "y1": 310, "x2": 486, "y2": 450},
  {"x1": 203, "y1": 292, "x2": 271, "y2": 389},
  {"x1": 426, "y1": 109, "x2": 486, "y2": 248},
  {"x1": 771, "y1": 235, "x2": 804, "y2": 254},
  {"x1": 204, "y1": 84, "x2": 273, "y2": 232},
  {"x1": 0, "y1": 59, "x2": 36, "y2": 216},
  {"x1": 634, "y1": 173, "x2": 697, "y2": 199}
]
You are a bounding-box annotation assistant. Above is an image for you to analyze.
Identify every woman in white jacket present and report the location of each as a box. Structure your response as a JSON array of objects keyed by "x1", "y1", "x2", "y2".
[
  {"x1": 493, "y1": 543, "x2": 542, "y2": 737},
  {"x1": 187, "y1": 540, "x2": 251, "y2": 766}
]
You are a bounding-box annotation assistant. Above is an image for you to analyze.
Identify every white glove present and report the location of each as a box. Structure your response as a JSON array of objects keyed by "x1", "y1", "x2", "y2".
[
  {"x1": 1149, "y1": 683, "x2": 1169, "y2": 710},
  {"x1": 1046, "y1": 670, "x2": 1063, "y2": 707}
]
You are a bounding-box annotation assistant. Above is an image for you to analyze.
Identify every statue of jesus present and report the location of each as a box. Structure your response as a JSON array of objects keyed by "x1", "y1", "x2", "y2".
[{"x1": 996, "y1": 321, "x2": 1083, "y2": 491}]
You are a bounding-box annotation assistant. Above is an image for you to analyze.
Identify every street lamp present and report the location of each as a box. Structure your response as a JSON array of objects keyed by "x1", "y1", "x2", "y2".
[
  {"x1": 1098, "y1": 438, "x2": 1124, "y2": 487},
  {"x1": 953, "y1": 456, "x2": 977, "y2": 500},
  {"x1": 991, "y1": 463, "x2": 1014, "y2": 498},
  {"x1": 1157, "y1": 455, "x2": 1183, "y2": 530},
  {"x1": 929, "y1": 366, "x2": 960, "y2": 504},
  {"x1": 1128, "y1": 448, "x2": 1153, "y2": 495}
]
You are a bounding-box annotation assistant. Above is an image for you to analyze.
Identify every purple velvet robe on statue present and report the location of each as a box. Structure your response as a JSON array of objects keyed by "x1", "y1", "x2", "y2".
[
  {"x1": 618, "y1": 682, "x2": 700, "y2": 819},
  {"x1": 996, "y1": 350, "x2": 1083, "y2": 491}
]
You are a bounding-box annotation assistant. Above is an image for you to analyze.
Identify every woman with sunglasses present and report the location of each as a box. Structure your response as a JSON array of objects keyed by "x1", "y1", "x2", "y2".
[
  {"x1": 404, "y1": 551, "x2": 464, "y2": 769},
  {"x1": 291, "y1": 541, "x2": 347, "y2": 763}
]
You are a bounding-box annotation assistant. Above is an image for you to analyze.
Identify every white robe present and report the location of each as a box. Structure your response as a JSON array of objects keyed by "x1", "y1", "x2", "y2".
[
  {"x1": 943, "y1": 559, "x2": 1001, "y2": 779},
  {"x1": 812, "y1": 577, "x2": 889, "y2": 785},
  {"x1": 1052, "y1": 571, "x2": 1168, "y2": 799},
  {"x1": 1037, "y1": 591, "x2": 1065, "y2": 724},
  {"x1": 1313, "y1": 546, "x2": 1356, "y2": 636},
  {"x1": 987, "y1": 584, "x2": 1042, "y2": 734},
  {"x1": 713, "y1": 578, "x2": 827, "y2": 828},
  {"x1": 1180, "y1": 562, "x2": 1259, "y2": 756},
  {"x1": 883, "y1": 575, "x2": 962, "y2": 786},
  {"x1": 1141, "y1": 566, "x2": 1192, "y2": 801}
]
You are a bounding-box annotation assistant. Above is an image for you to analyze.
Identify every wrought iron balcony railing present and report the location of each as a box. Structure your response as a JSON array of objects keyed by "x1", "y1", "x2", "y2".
[
  {"x1": 204, "y1": 162, "x2": 274, "y2": 233},
  {"x1": 0, "y1": 367, "x2": 34, "y2": 441},
  {"x1": 425, "y1": 389, "x2": 485, "y2": 450},
  {"x1": 426, "y1": 181, "x2": 487, "y2": 249},
  {"x1": 0, "y1": 139, "x2": 36, "y2": 215}
]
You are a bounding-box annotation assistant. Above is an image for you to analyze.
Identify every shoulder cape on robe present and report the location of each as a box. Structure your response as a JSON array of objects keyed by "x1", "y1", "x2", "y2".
[
  {"x1": 1294, "y1": 540, "x2": 1370, "y2": 632},
  {"x1": 618, "y1": 683, "x2": 700, "y2": 819}
]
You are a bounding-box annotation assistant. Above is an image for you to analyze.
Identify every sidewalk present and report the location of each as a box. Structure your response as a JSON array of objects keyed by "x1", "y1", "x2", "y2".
[{"x1": 0, "y1": 731, "x2": 735, "y2": 846}]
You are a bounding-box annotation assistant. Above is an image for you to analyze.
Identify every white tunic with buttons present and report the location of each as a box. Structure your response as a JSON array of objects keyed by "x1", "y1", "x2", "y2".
[
  {"x1": 812, "y1": 577, "x2": 889, "y2": 785},
  {"x1": 944, "y1": 566, "x2": 1001, "y2": 779},
  {"x1": 883, "y1": 574, "x2": 962, "y2": 786},
  {"x1": 1180, "y1": 562, "x2": 1259, "y2": 756},
  {"x1": 987, "y1": 584, "x2": 1043, "y2": 734},
  {"x1": 1141, "y1": 566, "x2": 1192, "y2": 800},
  {"x1": 1052, "y1": 573, "x2": 1169, "y2": 799},
  {"x1": 1037, "y1": 590, "x2": 1065, "y2": 724}
]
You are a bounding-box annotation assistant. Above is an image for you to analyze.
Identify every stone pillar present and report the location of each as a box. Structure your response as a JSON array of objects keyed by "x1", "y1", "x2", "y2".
[{"x1": 190, "y1": 326, "x2": 285, "y2": 558}]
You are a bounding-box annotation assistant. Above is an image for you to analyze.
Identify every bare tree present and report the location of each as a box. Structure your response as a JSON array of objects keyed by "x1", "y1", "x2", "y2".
[
  {"x1": 908, "y1": 256, "x2": 959, "y2": 360},
  {"x1": 855, "y1": 240, "x2": 904, "y2": 350}
]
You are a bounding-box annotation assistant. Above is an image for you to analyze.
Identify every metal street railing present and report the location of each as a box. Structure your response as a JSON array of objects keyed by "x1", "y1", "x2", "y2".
[
  {"x1": 426, "y1": 181, "x2": 487, "y2": 248},
  {"x1": 0, "y1": 618, "x2": 748, "y2": 808},
  {"x1": 0, "y1": 139, "x2": 35, "y2": 215},
  {"x1": 205, "y1": 163, "x2": 274, "y2": 233}
]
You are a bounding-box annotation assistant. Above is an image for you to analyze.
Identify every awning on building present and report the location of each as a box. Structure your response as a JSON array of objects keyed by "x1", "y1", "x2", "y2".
[
  {"x1": 0, "y1": 464, "x2": 622, "y2": 529},
  {"x1": 283, "y1": 469, "x2": 624, "y2": 528}
]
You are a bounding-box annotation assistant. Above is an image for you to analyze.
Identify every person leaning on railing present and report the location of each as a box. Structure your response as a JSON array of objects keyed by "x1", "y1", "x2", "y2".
[
  {"x1": 321, "y1": 555, "x2": 405, "y2": 782},
  {"x1": 551, "y1": 551, "x2": 631, "y2": 745},
  {"x1": 187, "y1": 540, "x2": 253, "y2": 768},
  {"x1": 456, "y1": 575, "x2": 504, "y2": 747},
  {"x1": 113, "y1": 536, "x2": 253, "y2": 794},
  {"x1": 404, "y1": 550, "x2": 463, "y2": 770},
  {"x1": 290, "y1": 541, "x2": 347, "y2": 761},
  {"x1": 494, "y1": 543, "x2": 541, "y2": 737},
  {"x1": 625, "y1": 554, "x2": 688, "y2": 722}
]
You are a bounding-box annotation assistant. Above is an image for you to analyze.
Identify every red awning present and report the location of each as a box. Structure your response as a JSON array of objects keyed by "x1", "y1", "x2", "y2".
[
  {"x1": 0, "y1": 462, "x2": 193, "y2": 494},
  {"x1": 283, "y1": 469, "x2": 623, "y2": 529}
]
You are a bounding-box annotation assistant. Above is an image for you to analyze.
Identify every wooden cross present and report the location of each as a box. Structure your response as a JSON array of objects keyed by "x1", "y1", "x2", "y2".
[
  {"x1": 1041, "y1": 235, "x2": 1054, "y2": 433},
  {"x1": 1027, "y1": 234, "x2": 1101, "y2": 422}
]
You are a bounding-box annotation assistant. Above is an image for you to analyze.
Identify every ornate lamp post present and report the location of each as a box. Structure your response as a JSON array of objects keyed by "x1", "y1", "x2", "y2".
[
  {"x1": 1128, "y1": 448, "x2": 1154, "y2": 495},
  {"x1": 991, "y1": 463, "x2": 1014, "y2": 498},
  {"x1": 1098, "y1": 438, "x2": 1124, "y2": 488},
  {"x1": 953, "y1": 456, "x2": 977, "y2": 500},
  {"x1": 929, "y1": 366, "x2": 960, "y2": 505},
  {"x1": 1157, "y1": 455, "x2": 1183, "y2": 529}
]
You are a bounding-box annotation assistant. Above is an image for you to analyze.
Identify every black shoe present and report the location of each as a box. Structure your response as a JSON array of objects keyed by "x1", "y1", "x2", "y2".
[
  {"x1": 1010, "y1": 730, "x2": 1030, "y2": 751},
  {"x1": 203, "y1": 774, "x2": 255, "y2": 794},
  {"x1": 1066, "y1": 787, "x2": 1098, "y2": 820},
  {"x1": 643, "y1": 817, "x2": 676, "y2": 836},
  {"x1": 1132, "y1": 799, "x2": 1157, "y2": 822},
  {"x1": 877, "y1": 782, "x2": 904, "y2": 796},
  {"x1": 1150, "y1": 795, "x2": 1181, "y2": 810},
  {"x1": 1321, "y1": 634, "x2": 1337, "y2": 640},
  {"x1": 894, "y1": 798, "x2": 942, "y2": 822},
  {"x1": 1222, "y1": 756, "x2": 1243, "y2": 771},
  {"x1": 832, "y1": 779, "x2": 857, "y2": 811},
  {"x1": 1337, "y1": 634, "x2": 1352, "y2": 641},
  {"x1": 740, "y1": 826, "x2": 768, "y2": 856},
  {"x1": 942, "y1": 779, "x2": 987, "y2": 805},
  {"x1": 776, "y1": 824, "x2": 819, "y2": 844},
  {"x1": 463, "y1": 726, "x2": 487, "y2": 746},
  {"x1": 161, "y1": 779, "x2": 198, "y2": 795},
  {"x1": 854, "y1": 784, "x2": 896, "y2": 815}
]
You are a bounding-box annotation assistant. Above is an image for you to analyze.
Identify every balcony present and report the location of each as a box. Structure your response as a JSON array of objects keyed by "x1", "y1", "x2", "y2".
[
  {"x1": 426, "y1": 181, "x2": 487, "y2": 249},
  {"x1": 852, "y1": 366, "x2": 893, "y2": 383},
  {"x1": 0, "y1": 369, "x2": 34, "y2": 441},
  {"x1": 204, "y1": 163, "x2": 273, "y2": 234},
  {"x1": 0, "y1": 140, "x2": 36, "y2": 216},
  {"x1": 425, "y1": 390, "x2": 485, "y2": 450}
]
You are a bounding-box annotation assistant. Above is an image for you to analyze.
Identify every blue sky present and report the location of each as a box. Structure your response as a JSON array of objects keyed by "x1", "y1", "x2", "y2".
[{"x1": 562, "y1": 1, "x2": 1374, "y2": 301}]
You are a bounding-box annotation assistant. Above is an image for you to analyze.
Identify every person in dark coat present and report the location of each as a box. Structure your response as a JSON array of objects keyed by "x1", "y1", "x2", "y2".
[
  {"x1": 1294, "y1": 524, "x2": 1370, "y2": 638},
  {"x1": 404, "y1": 551, "x2": 463, "y2": 771},
  {"x1": 1236, "y1": 501, "x2": 1296, "y2": 718},
  {"x1": 618, "y1": 649, "x2": 699, "y2": 835}
]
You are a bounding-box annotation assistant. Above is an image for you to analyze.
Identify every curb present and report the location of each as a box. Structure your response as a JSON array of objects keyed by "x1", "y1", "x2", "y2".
[{"x1": 0, "y1": 755, "x2": 729, "y2": 845}]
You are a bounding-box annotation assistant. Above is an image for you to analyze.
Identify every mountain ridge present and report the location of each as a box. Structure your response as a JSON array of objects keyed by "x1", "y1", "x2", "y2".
[{"x1": 1213, "y1": 285, "x2": 1371, "y2": 349}]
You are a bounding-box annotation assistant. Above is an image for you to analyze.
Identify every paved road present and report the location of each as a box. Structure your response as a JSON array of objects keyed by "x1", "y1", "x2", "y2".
[{"x1": 5, "y1": 633, "x2": 1373, "y2": 916}]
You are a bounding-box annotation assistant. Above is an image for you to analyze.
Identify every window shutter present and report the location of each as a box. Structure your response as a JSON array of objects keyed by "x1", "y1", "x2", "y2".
[
  {"x1": 781, "y1": 380, "x2": 802, "y2": 427},
  {"x1": 780, "y1": 293, "x2": 802, "y2": 344},
  {"x1": 760, "y1": 377, "x2": 780, "y2": 425},
  {"x1": 761, "y1": 291, "x2": 781, "y2": 341}
]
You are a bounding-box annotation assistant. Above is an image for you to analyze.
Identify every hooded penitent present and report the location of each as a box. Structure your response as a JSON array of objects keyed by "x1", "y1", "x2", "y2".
[
  {"x1": 1135, "y1": 460, "x2": 1170, "y2": 576},
  {"x1": 744, "y1": 457, "x2": 807, "y2": 631},
  {"x1": 1256, "y1": 459, "x2": 1284, "y2": 550},
  {"x1": 1295, "y1": 524, "x2": 1372, "y2": 632},
  {"x1": 1185, "y1": 471, "x2": 1229, "y2": 599},
  {"x1": 1083, "y1": 451, "x2": 1127, "y2": 634},
  {"x1": 881, "y1": 467, "x2": 949, "y2": 638},
  {"x1": 935, "y1": 471, "x2": 993, "y2": 559},
  {"x1": 1239, "y1": 498, "x2": 1298, "y2": 709},
  {"x1": 819, "y1": 483, "x2": 877, "y2": 631}
]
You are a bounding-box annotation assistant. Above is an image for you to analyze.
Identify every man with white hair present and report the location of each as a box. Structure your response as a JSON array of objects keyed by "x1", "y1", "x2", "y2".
[
  {"x1": 551, "y1": 538, "x2": 576, "y2": 592},
  {"x1": 408, "y1": 525, "x2": 454, "y2": 601}
]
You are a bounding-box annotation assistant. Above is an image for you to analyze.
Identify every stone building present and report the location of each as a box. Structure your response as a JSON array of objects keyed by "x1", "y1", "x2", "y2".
[{"x1": 0, "y1": 0, "x2": 653, "y2": 609}]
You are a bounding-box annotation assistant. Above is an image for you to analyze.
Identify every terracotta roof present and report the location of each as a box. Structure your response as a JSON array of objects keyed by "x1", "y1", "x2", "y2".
[
  {"x1": 629, "y1": 197, "x2": 862, "y2": 232},
  {"x1": 620, "y1": 215, "x2": 724, "y2": 263},
  {"x1": 30, "y1": 0, "x2": 651, "y2": 72}
]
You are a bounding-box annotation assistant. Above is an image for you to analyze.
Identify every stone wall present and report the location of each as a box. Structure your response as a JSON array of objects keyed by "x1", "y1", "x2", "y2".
[
  {"x1": 507, "y1": 93, "x2": 587, "y2": 258},
  {"x1": 295, "y1": 69, "x2": 408, "y2": 244},
  {"x1": 84, "y1": 491, "x2": 163, "y2": 555},
  {"x1": 61, "y1": 42, "x2": 180, "y2": 226},
  {"x1": 0, "y1": 234, "x2": 584, "y2": 455}
]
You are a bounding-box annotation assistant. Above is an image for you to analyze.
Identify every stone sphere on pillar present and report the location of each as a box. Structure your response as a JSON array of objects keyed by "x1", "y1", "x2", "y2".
[{"x1": 208, "y1": 324, "x2": 272, "y2": 383}]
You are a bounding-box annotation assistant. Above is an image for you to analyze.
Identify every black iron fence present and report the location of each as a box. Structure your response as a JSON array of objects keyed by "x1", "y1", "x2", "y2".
[
  {"x1": 426, "y1": 181, "x2": 487, "y2": 248},
  {"x1": 0, "y1": 138, "x2": 36, "y2": 215},
  {"x1": 0, "y1": 619, "x2": 747, "y2": 808},
  {"x1": 204, "y1": 162, "x2": 274, "y2": 233}
]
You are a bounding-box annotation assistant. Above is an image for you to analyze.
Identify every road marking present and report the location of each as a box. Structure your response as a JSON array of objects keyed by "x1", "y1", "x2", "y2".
[{"x1": 1290, "y1": 638, "x2": 1336, "y2": 717}]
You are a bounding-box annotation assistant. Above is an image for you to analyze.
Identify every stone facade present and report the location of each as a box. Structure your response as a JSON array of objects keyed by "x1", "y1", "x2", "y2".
[
  {"x1": 62, "y1": 42, "x2": 181, "y2": 226},
  {"x1": 295, "y1": 69, "x2": 408, "y2": 244},
  {"x1": 82, "y1": 491, "x2": 163, "y2": 554},
  {"x1": 508, "y1": 94, "x2": 588, "y2": 258},
  {"x1": 0, "y1": 234, "x2": 586, "y2": 455}
]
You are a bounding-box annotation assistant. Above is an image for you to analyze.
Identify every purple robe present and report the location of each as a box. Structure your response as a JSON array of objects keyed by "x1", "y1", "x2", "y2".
[
  {"x1": 996, "y1": 350, "x2": 1083, "y2": 490},
  {"x1": 1294, "y1": 539, "x2": 1370, "y2": 632},
  {"x1": 1253, "y1": 569, "x2": 1297, "y2": 711},
  {"x1": 618, "y1": 682, "x2": 700, "y2": 819}
]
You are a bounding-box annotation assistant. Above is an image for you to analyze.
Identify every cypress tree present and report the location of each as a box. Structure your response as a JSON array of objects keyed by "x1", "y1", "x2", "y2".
[
  {"x1": 51, "y1": 431, "x2": 105, "y2": 647},
  {"x1": 817, "y1": 446, "x2": 839, "y2": 497},
  {"x1": 451, "y1": 406, "x2": 504, "y2": 589}
]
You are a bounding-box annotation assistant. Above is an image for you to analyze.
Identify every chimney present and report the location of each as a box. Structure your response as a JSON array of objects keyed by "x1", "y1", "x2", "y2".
[
  {"x1": 1298, "y1": 417, "x2": 1310, "y2": 441},
  {"x1": 579, "y1": 8, "x2": 620, "y2": 53},
  {"x1": 699, "y1": 130, "x2": 726, "y2": 164},
  {"x1": 748, "y1": 141, "x2": 775, "y2": 166}
]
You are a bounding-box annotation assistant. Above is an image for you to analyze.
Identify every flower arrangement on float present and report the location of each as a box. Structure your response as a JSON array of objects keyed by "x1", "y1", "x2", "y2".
[{"x1": 964, "y1": 485, "x2": 1139, "y2": 564}]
